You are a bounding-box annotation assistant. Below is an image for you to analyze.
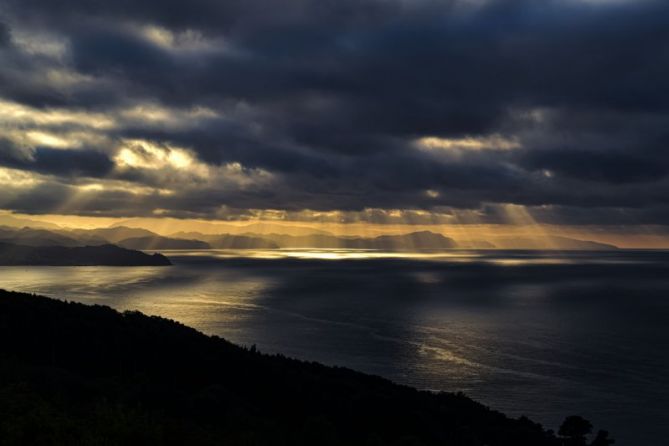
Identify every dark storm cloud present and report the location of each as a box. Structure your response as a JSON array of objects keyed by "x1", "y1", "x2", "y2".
[
  {"x1": 5, "y1": 0, "x2": 405, "y2": 35},
  {"x1": 0, "y1": 139, "x2": 114, "y2": 178},
  {"x1": 1, "y1": 0, "x2": 669, "y2": 224},
  {"x1": 0, "y1": 21, "x2": 10, "y2": 47},
  {"x1": 520, "y1": 148, "x2": 669, "y2": 184}
]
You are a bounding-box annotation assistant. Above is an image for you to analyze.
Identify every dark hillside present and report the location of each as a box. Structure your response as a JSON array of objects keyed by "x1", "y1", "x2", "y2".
[{"x1": 0, "y1": 290, "x2": 599, "y2": 446}]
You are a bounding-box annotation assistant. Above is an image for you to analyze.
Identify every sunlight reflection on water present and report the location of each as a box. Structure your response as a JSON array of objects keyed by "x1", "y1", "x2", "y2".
[
  {"x1": 157, "y1": 248, "x2": 486, "y2": 261},
  {"x1": 154, "y1": 248, "x2": 650, "y2": 265}
]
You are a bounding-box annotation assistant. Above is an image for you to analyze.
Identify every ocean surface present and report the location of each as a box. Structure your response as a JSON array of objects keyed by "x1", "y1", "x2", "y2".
[{"x1": 0, "y1": 249, "x2": 668, "y2": 445}]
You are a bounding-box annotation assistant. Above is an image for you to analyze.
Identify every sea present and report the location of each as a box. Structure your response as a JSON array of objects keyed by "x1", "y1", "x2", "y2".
[{"x1": 0, "y1": 249, "x2": 667, "y2": 445}]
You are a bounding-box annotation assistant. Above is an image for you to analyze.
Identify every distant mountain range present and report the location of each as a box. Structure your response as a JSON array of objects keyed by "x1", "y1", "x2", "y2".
[
  {"x1": 0, "y1": 243, "x2": 171, "y2": 266},
  {"x1": 117, "y1": 236, "x2": 211, "y2": 250},
  {"x1": 0, "y1": 213, "x2": 62, "y2": 230},
  {"x1": 0, "y1": 224, "x2": 620, "y2": 252},
  {"x1": 171, "y1": 232, "x2": 279, "y2": 249},
  {"x1": 492, "y1": 236, "x2": 618, "y2": 250},
  {"x1": 66, "y1": 226, "x2": 158, "y2": 244},
  {"x1": 0, "y1": 227, "x2": 81, "y2": 247},
  {"x1": 172, "y1": 231, "x2": 455, "y2": 250},
  {"x1": 111, "y1": 218, "x2": 331, "y2": 236}
]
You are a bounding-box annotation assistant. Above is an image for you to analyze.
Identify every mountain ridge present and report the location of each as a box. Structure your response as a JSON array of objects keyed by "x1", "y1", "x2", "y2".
[{"x1": 0, "y1": 225, "x2": 621, "y2": 251}]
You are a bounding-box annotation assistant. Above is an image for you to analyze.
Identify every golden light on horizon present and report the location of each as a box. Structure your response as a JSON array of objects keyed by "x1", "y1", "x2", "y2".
[{"x1": 2, "y1": 208, "x2": 667, "y2": 249}]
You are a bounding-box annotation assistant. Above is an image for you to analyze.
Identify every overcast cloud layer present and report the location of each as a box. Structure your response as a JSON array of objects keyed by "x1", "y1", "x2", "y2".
[{"x1": 0, "y1": 0, "x2": 668, "y2": 225}]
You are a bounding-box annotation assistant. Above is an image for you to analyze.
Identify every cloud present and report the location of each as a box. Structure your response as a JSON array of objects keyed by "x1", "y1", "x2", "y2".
[
  {"x1": 0, "y1": 21, "x2": 10, "y2": 47},
  {"x1": 0, "y1": 139, "x2": 114, "y2": 178},
  {"x1": 0, "y1": 0, "x2": 668, "y2": 225}
]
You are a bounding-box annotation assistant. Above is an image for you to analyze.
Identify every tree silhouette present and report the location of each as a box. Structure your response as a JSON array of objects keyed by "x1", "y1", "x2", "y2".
[{"x1": 559, "y1": 416, "x2": 592, "y2": 446}]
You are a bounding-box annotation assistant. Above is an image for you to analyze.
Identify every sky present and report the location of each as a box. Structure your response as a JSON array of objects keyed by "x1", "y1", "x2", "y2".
[{"x1": 1, "y1": 0, "x2": 668, "y2": 246}]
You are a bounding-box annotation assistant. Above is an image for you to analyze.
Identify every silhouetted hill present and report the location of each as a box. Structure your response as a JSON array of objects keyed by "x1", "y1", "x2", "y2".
[
  {"x1": 0, "y1": 226, "x2": 81, "y2": 247},
  {"x1": 494, "y1": 236, "x2": 618, "y2": 250},
  {"x1": 118, "y1": 236, "x2": 211, "y2": 250},
  {"x1": 171, "y1": 231, "x2": 459, "y2": 250},
  {"x1": 0, "y1": 243, "x2": 171, "y2": 266},
  {"x1": 457, "y1": 240, "x2": 497, "y2": 249},
  {"x1": 65, "y1": 226, "x2": 159, "y2": 244},
  {"x1": 548, "y1": 236, "x2": 618, "y2": 250},
  {"x1": 254, "y1": 231, "x2": 458, "y2": 250},
  {"x1": 0, "y1": 213, "x2": 62, "y2": 230},
  {"x1": 172, "y1": 232, "x2": 279, "y2": 249},
  {"x1": 0, "y1": 226, "x2": 165, "y2": 248},
  {"x1": 371, "y1": 231, "x2": 457, "y2": 250},
  {"x1": 234, "y1": 222, "x2": 332, "y2": 236},
  {"x1": 0, "y1": 290, "x2": 574, "y2": 446}
]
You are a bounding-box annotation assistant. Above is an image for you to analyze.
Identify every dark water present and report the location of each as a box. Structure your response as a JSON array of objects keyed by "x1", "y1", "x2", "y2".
[{"x1": 0, "y1": 249, "x2": 668, "y2": 445}]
